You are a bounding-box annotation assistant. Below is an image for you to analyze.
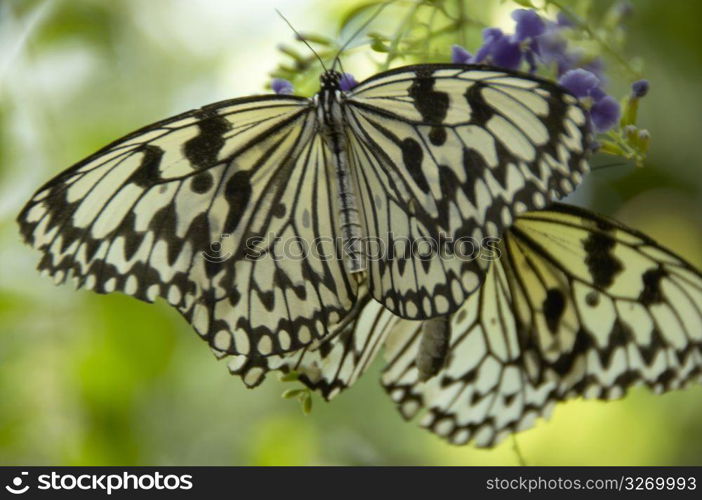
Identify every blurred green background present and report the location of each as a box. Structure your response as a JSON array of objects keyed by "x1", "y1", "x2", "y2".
[{"x1": 1, "y1": 0, "x2": 701, "y2": 466}]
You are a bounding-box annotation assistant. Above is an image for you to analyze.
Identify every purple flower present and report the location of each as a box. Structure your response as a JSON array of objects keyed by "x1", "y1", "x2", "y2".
[
  {"x1": 512, "y1": 9, "x2": 546, "y2": 42},
  {"x1": 472, "y1": 28, "x2": 522, "y2": 70},
  {"x1": 339, "y1": 73, "x2": 358, "y2": 91},
  {"x1": 535, "y1": 30, "x2": 577, "y2": 74},
  {"x1": 272, "y1": 78, "x2": 293, "y2": 95},
  {"x1": 631, "y1": 79, "x2": 649, "y2": 98},
  {"x1": 451, "y1": 45, "x2": 472, "y2": 64},
  {"x1": 483, "y1": 27, "x2": 503, "y2": 40},
  {"x1": 591, "y1": 96, "x2": 620, "y2": 132},
  {"x1": 492, "y1": 36, "x2": 522, "y2": 70},
  {"x1": 559, "y1": 69, "x2": 600, "y2": 98},
  {"x1": 473, "y1": 28, "x2": 503, "y2": 63},
  {"x1": 444, "y1": 8, "x2": 643, "y2": 139},
  {"x1": 589, "y1": 86, "x2": 606, "y2": 102}
]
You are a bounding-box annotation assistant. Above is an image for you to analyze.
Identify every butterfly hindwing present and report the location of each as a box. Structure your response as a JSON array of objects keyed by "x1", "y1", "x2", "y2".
[
  {"x1": 345, "y1": 64, "x2": 591, "y2": 319},
  {"x1": 506, "y1": 204, "x2": 702, "y2": 396},
  {"x1": 225, "y1": 292, "x2": 398, "y2": 400},
  {"x1": 381, "y1": 256, "x2": 543, "y2": 447},
  {"x1": 17, "y1": 96, "x2": 359, "y2": 359},
  {"x1": 381, "y1": 204, "x2": 702, "y2": 447}
]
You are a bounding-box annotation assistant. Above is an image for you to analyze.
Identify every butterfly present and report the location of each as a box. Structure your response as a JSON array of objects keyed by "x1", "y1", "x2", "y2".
[
  {"x1": 17, "y1": 64, "x2": 591, "y2": 361},
  {"x1": 222, "y1": 203, "x2": 702, "y2": 447}
]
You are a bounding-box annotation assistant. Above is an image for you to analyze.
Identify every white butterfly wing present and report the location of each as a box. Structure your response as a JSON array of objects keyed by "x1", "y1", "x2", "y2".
[
  {"x1": 507, "y1": 204, "x2": 702, "y2": 396},
  {"x1": 226, "y1": 292, "x2": 399, "y2": 400},
  {"x1": 382, "y1": 204, "x2": 702, "y2": 447},
  {"x1": 18, "y1": 96, "x2": 359, "y2": 359},
  {"x1": 345, "y1": 65, "x2": 591, "y2": 319}
]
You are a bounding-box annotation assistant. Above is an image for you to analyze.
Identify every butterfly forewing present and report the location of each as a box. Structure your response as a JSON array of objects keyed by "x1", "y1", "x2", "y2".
[
  {"x1": 345, "y1": 64, "x2": 591, "y2": 319},
  {"x1": 18, "y1": 95, "x2": 359, "y2": 359}
]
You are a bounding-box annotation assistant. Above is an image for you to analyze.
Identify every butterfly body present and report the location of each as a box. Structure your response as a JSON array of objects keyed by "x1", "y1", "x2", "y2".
[{"x1": 315, "y1": 70, "x2": 365, "y2": 273}]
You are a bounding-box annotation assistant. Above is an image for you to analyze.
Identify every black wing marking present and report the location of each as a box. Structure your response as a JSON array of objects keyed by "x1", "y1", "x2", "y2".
[
  {"x1": 345, "y1": 64, "x2": 591, "y2": 319},
  {"x1": 18, "y1": 95, "x2": 359, "y2": 359},
  {"x1": 382, "y1": 204, "x2": 702, "y2": 446}
]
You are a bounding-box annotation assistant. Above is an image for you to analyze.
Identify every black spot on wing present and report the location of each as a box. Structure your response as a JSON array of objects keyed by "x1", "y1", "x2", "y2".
[
  {"x1": 543, "y1": 288, "x2": 565, "y2": 333},
  {"x1": 455, "y1": 308, "x2": 467, "y2": 324},
  {"x1": 227, "y1": 285, "x2": 242, "y2": 307},
  {"x1": 129, "y1": 145, "x2": 164, "y2": 187},
  {"x1": 116, "y1": 212, "x2": 143, "y2": 261},
  {"x1": 461, "y1": 147, "x2": 488, "y2": 200},
  {"x1": 258, "y1": 289, "x2": 275, "y2": 312},
  {"x1": 429, "y1": 127, "x2": 447, "y2": 146},
  {"x1": 223, "y1": 171, "x2": 252, "y2": 234},
  {"x1": 583, "y1": 232, "x2": 623, "y2": 288},
  {"x1": 183, "y1": 112, "x2": 231, "y2": 169},
  {"x1": 274, "y1": 267, "x2": 307, "y2": 300},
  {"x1": 551, "y1": 328, "x2": 591, "y2": 376},
  {"x1": 465, "y1": 82, "x2": 494, "y2": 126},
  {"x1": 585, "y1": 291, "x2": 600, "y2": 307},
  {"x1": 436, "y1": 165, "x2": 461, "y2": 228},
  {"x1": 401, "y1": 138, "x2": 429, "y2": 193},
  {"x1": 639, "y1": 268, "x2": 667, "y2": 306},
  {"x1": 395, "y1": 252, "x2": 410, "y2": 277},
  {"x1": 317, "y1": 337, "x2": 334, "y2": 357},
  {"x1": 148, "y1": 203, "x2": 178, "y2": 264},
  {"x1": 273, "y1": 202, "x2": 286, "y2": 218},
  {"x1": 190, "y1": 171, "x2": 214, "y2": 193},
  {"x1": 408, "y1": 70, "x2": 449, "y2": 126}
]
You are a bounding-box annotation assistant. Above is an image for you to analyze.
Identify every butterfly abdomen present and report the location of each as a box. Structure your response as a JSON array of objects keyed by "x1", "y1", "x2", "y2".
[{"x1": 416, "y1": 315, "x2": 451, "y2": 381}]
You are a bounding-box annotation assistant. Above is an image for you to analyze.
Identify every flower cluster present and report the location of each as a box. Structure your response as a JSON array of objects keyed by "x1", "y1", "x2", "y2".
[
  {"x1": 451, "y1": 8, "x2": 647, "y2": 134},
  {"x1": 271, "y1": 6, "x2": 648, "y2": 165}
]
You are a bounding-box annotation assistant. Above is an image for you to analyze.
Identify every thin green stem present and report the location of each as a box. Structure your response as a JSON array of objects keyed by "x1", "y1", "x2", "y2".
[{"x1": 547, "y1": 0, "x2": 642, "y2": 80}]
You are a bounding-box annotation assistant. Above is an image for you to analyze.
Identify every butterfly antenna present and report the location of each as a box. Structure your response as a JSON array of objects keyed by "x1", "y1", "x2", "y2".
[
  {"x1": 276, "y1": 9, "x2": 327, "y2": 72},
  {"x1": 332, "y1": 1, "x2": 390, "y2": 70}
]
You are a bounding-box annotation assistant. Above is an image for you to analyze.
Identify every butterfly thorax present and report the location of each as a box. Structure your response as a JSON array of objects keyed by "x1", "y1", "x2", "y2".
[
  {"x1": 316, "y1": 70, "x2": 344, "y2": 144},
  {"x1": 316, "y1": 70, "x2": 365, "y2": 274}
]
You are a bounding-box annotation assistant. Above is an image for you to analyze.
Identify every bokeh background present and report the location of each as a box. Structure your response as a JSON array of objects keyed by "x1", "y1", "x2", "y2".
[{"x1": 1, "y1": 0, "x2": 701, "y2": 465}]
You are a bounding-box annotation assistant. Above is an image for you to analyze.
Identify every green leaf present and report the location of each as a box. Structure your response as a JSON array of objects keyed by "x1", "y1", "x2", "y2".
[
  {"x1": 301, "y1": 394, "x2": 313, "y2": 415},
  {"x1": 296, "y1": 32, "x2": 332, "y2": 46},
  {"x1": 277, "y1": 44, "x2": 306, "y2": 62},
  {"x1": 339, "y1": 1, "x2": 384, "y2": 31},
  {"x1": 282, "y1": 389, "x2": 305, "y2": 399},
  {"x1": 368, "y1": 33, "x2": 390, "y2": 53}
]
